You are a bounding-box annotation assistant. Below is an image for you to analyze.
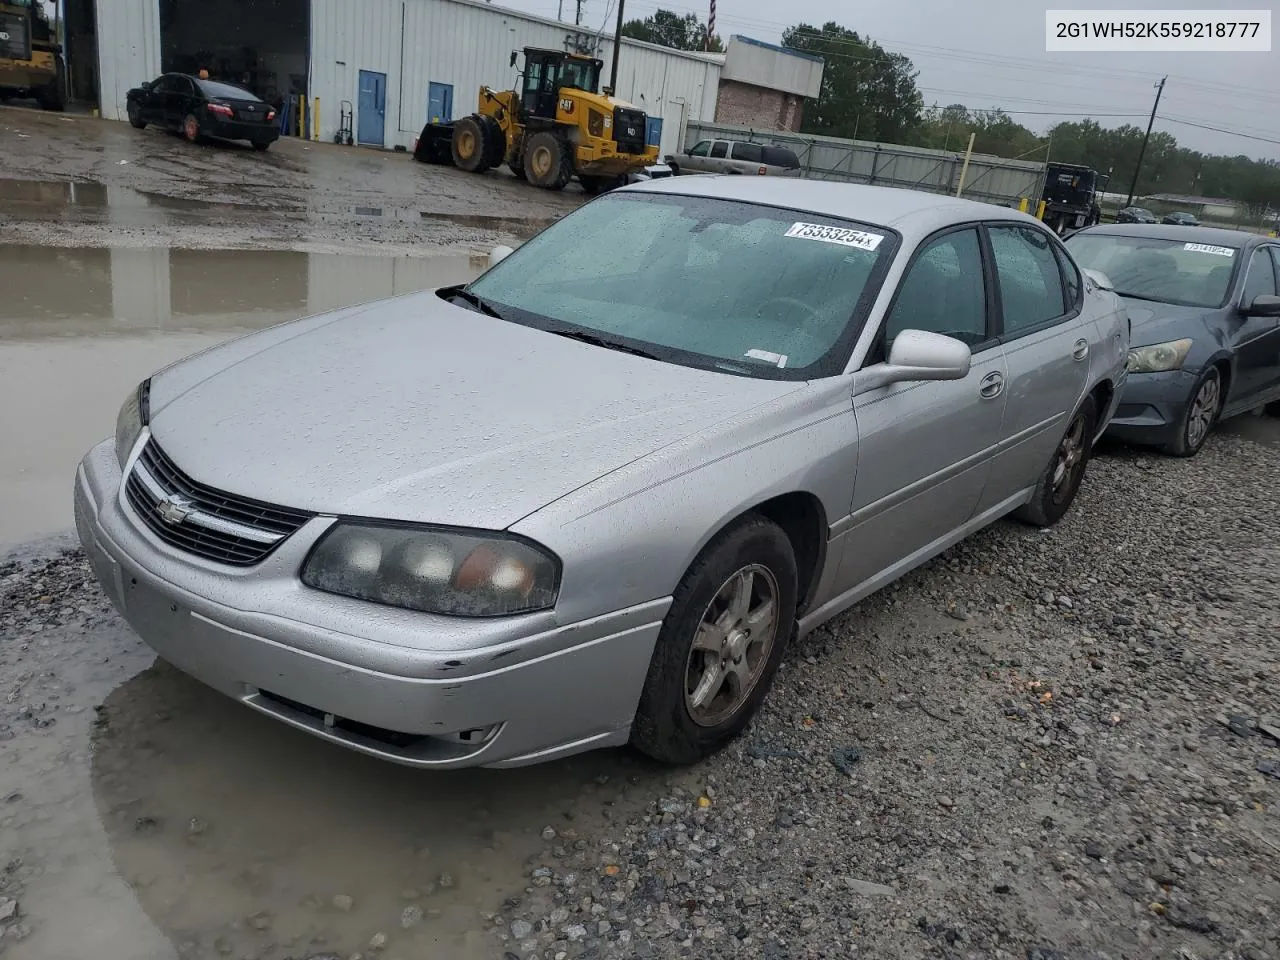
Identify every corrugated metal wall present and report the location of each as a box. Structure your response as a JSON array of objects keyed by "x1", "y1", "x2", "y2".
[
  {"x1": 310, "y1": 0, "x2": 721, "y2": 156},
  {"x1": 684, "y1": 120, "x2": 1047, "y2": 207},
  {"x1": 94, "y1": 0, "x2": 161, "y2": 121}
]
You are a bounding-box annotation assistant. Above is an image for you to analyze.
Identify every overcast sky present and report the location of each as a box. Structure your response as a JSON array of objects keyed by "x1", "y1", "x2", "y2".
[{"x1": 499, "y1": 0, "x2": 1280, "y2": 160}]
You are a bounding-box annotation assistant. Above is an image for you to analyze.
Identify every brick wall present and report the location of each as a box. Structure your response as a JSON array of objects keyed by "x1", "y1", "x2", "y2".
[{"x1": 713, "y1": 80, "x2": 805, "y2": 132}]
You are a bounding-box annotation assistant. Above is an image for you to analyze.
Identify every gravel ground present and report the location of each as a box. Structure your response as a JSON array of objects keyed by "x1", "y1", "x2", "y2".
[{"x1": 2, "y1": 428, "x2": 1279, "y2": 960}]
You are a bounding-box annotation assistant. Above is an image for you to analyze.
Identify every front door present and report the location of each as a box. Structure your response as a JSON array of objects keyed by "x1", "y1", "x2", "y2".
[
  {"x1": 357, "y1": 70, "x2": 386, "y2": 146},
  {"x1": 837, "y1": 226, "x2": 1009, "y2": 594},
  {"x1": 1229, "y1": 244, "x2": 1280, "y2": 406},
  {"x1": 978, "y1": 222, "x2": 1091, "y2": 510},
  {"x1": 427, "y1": 81, "x2": 453, "y2": 125}
]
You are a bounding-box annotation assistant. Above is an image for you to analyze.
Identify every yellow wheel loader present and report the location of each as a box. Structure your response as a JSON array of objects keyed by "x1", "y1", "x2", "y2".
[
  {"x1": 414, "y1": 47, "x2": 659, "y2": 193},
  {"x1": 0, "y1": 0, "x2": 64, "y2": 111}
]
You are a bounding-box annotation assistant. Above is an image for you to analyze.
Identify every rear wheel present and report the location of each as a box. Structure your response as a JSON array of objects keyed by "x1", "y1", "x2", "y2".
[
  {"x1": 127, "y1": 101, "x2": 146, "y2": 129},
  {"x1": 182, "y1": 113, "x2": 201, "y2": 143},
  {"x1": 579, "y1": 174, "x2": 619, "y2": 195},
  {"x1": 37, "y1": 61, "x2": 65, "y2": 111},
  {"x1": 450, "y1": 116, "x2": 491, "y2": 173},
  {"x1": 1164, "y1": 367, "x2": 1221, "y2": 457},
  {"x1": 630, "y1": 516, "x2": 797, "y2": 765},
  {"x1": 478, "y1": 115, "x2": 506, "y2": 169},
  {"x1": 1015, "y1": 395, "x2": 1096, "y2": 528},
  {"x1": 252, "y1": 141, "x2": 271, "y2": 152},
  {"x1": 523, "y1": 131, "x2": 572, "y2": 190}
]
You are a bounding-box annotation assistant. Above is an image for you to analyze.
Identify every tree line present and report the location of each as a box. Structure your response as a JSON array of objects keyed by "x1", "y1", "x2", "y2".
[{"x1": 621, "y1": 13, "x2": 1280, "y2": 216}]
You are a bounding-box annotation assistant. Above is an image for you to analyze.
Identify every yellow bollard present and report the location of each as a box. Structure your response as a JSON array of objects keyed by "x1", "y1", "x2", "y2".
[
  {"x1": 313, "y1": 97, "x2": 320, "y2": 140},
  {"x1": 1036, "y1": 200, "x2": 1047, "y2": 220},
  {"x1": 297, "y1": 94, "x2": 305, "y2": 137},
  {"x1": 1018, "y1": 197, "x2": 1029, "y2": 213}
]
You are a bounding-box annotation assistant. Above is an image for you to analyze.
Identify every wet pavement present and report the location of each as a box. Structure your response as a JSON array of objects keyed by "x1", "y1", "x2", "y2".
[{"x1": 0, "y1": 244, "x2": 487, "y2": 548}]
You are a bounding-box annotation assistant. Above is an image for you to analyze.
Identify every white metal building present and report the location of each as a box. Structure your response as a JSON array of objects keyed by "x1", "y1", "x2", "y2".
[{"x1": 81, "y1": 0, "x2": 726, "y2": 158}]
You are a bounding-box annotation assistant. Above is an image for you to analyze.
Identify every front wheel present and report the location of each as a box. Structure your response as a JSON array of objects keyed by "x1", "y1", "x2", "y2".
[
  {"x1": 1015, "y1": 395, "x2": 1096, "y2": 528},
  {"x1": 128, "y1": 102, "x2": 146, "y2": 129},
  {"x1": 450, "y1": 116, "x2": 491, "y2": 173},
  {"x1": 630, "y1": 515, "x2": 797, "y2": 765},
  {"x1": 1164, "y1": 367, "x2": 1221, "y2": 457}
]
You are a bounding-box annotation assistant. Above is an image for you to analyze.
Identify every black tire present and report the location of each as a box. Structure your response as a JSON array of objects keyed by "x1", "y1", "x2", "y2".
[
  {"x1": 450, "y1": 115, "x2": 490, "y2": 173},
  {"x1": 523, "y1": 130, "x2": 573, "y2": 190},
  {"x1": 127, "y1": 101, "x2": 146, "y2": 130},
  {"x1": 630, "y1": 515, "x2": 798, "y2": 765},
  {"x1": 182, "y1": 113, "x2": 202, "y2": 143},
  {"x1": 667, "y1": 161, "x2": 680, "y2": 176},
  {"x1": 579, "y1": 174, "x2": 612, "y2": 195},
  {"x1": 252, "y1": 141, "x2": 271, "y2": 152},
  {"x1": 1164, "y1": 367, "x2": 1222, "y2": 457},
  {"x1": 478, "y1": 114, "x2": 506, "y2": 169},
  {"x1": 1015, "y1": 395, "x2": 1097, "y2": 528},
  {"x1": 37, "y1": 61, "x2": 65, "y2": 111},
  {"x1": 510, "y1": 160, "x2": 527, "y2": 180},
  {"x1": 1265, "y1": 399, "x2": 1280, "y2": 417}
]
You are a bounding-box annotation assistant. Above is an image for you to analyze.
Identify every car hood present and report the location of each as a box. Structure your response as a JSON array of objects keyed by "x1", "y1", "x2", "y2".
[
  {"x1": 1119, "y1": 297, "x2": 1221, "y2": 345},
  {"x1": 147, "y1": 290, "x2": 800, "y2": 530}
]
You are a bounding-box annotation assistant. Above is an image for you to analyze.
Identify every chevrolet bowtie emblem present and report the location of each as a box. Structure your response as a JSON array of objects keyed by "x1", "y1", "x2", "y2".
[{"x1": 155, "y1": 493, "x2": 194, "y2": 525}]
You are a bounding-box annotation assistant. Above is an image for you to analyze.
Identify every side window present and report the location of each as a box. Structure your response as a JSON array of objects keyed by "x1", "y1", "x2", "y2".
[
  {"x1": 1242, "y1": 248, "x2": 1278, "y2": 305},
  {"x1": 1270, "y1": 247, "x2": 1280, "y2": 289},
  {"x1": 154, "y1": 75, "x2": 174, "y2": 93},
  {"x1": 988, "y1": 224, "x2": 1067, "y2": 335},
  {"x1": 731, "y1": 142, "x2": 762, "y2": 163},
  {"x1": 709, "y1": 141, "x2": 728, "y2": 159},
  {"x1": 1054, "y1": 243, "x2": 1082, "y2": 309},
  {"x1": 688, "y1": 140, "x2": 710, "y2": 157},
  {"x1": 884, "y1": 228, "x2": 988, "y2": 349}
]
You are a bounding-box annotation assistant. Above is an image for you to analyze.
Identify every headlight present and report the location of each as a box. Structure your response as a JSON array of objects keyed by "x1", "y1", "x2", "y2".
[
  {"x1": 301, "y1": 523, "x2": 560, "y2": 617},
  {"x1": 1126, "y1": 338, "x2": 1193, "y2": 373},
  {"x1": 587, "y1": 109, "x2": 605, "y2": 138},
  {"x1": 114, "y1": 379, "x2": 150, "y2": 467}
]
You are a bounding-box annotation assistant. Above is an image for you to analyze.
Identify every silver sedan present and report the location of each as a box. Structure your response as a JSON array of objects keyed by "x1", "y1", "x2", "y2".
[{"x1": 75, "y1": 178, "x2": 1130, "y2": 769}]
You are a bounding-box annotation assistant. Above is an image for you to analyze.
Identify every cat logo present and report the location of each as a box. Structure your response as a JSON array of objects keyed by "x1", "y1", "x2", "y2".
[{"x1": 559, "y1": 98, "x2": 574, "y2": 113}]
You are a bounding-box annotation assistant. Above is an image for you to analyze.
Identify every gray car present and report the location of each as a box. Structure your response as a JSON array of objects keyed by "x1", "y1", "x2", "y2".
[
  {"x1": 1065, "y1": 223, "x2": 1280, "y2": 455},
  {"x1": 670, "y1": 138, "x2": 802, "y2": 177},
  {"x1": 75, "y1": 178, "x2": 1129, "y2": 770}
]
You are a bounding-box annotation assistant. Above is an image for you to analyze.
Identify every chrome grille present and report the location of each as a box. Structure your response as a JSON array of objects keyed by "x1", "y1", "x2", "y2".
[{"x1": 124, "y1": 438, "x2": 312, "y2": 566}]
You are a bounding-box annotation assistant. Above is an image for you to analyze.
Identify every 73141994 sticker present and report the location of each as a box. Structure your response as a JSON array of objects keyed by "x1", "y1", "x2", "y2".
[{"x1": 1183, "y1": 242, "x2": 1235, "y2": 257}]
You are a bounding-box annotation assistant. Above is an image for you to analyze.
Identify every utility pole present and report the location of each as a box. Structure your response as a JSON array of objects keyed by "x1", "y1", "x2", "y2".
[
  {"x1": 557, "y1": 0, "x2": 564, "y2": 21},
  {"x1": 575, "y1": 0, "x2": 584, "y2": 26},
  {"x1": 607, "y1": 0, "x2": 625, "y2": 95},
  {"x1": 1126, "y1": 76, "x2": 1166, "y2": 208}
]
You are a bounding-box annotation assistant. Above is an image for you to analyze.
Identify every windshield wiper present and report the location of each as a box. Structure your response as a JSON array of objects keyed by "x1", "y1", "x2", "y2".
[
  {"x1": 545, "y1": 327, "x2": 661, "y2": 361},
  {"x1": 443, "y1": 286, "x2": 505, "y2": 320}
]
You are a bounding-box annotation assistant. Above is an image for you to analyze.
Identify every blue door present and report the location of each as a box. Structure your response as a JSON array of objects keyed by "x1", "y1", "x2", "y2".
[
  {"x1": 427, "y1": 82, "x2": 453, "y2": 125},
  {"x1": 357, "y1": 70, "x2": 386, "y2": 146},
  {"x1": 645, "y1": 116, "x2": 663, "y2": 148}
]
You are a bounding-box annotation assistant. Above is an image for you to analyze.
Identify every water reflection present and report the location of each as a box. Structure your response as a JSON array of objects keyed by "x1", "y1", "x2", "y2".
[{"x1": 0, "y1": 245, "x2": 484, "y2": 546}]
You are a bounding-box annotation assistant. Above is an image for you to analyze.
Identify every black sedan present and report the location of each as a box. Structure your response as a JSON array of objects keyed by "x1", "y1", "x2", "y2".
[
  {"x1": 127, "y1": 73, "x2": 279, "y2": 151},
  {"x1": 1162, "y1": 211, "x2": 1201, "y2": 226},
  {"x1": 1117, "y1": 206, "x2": 1158, "y2": 224},
  {"x1": 1066, "y1": 223, "x2": 1280, "y2": 456}
]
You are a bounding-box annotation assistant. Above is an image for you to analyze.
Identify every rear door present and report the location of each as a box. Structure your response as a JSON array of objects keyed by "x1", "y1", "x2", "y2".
[
  {"x1": 1229, "y1": 244, "x2": 1280, "y2": 405},
  {"x1": 144, "y1": 75, "x2": 173, "y2": 125},
  {"x1": 727, "y1": 141, "x2": 762, "y2": 174},
  {"x1": 978, "y1": 221, "x2": 1090, "y2": 511},
  {"x1": 837, "y1": 225, "x2": 1009, "y2": 594},
  {"x1": 166, "y1": 75, "x2": 197, "y2": 128}
]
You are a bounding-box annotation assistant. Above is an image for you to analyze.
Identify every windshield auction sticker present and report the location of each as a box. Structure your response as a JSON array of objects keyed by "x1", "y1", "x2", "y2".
[
  {"x1": 785, "y1": 222, "x2": 885, "y2": 251},
  {"x1": 1183, "y1": 243, "x2": 1235, "y2": 257}
]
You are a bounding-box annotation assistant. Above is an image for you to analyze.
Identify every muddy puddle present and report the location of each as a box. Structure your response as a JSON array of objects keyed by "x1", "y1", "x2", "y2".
[
  {"x1": 0, "y1": 244, "x2": 486, "y2": 547},
  {"x1": 0, "y1": 178, "x2": 558, "y2": 239}
]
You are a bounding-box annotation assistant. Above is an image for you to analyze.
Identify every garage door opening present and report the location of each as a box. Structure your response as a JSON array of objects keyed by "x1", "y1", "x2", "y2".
[{"x1": 158, "y1": 0, "x2": 309, "y2": 132}]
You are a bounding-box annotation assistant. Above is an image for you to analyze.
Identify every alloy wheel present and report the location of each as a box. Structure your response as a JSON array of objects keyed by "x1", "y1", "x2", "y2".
[
  {"x1": 1050, "y1": 411, "x2": 1087, "y2": 505},
  {"x1": 1186, "y1": 375, "x2": 1220, "y2": 450},
  {"x1": 683, "y1": 564, "x2": 780, "y2": 728}
]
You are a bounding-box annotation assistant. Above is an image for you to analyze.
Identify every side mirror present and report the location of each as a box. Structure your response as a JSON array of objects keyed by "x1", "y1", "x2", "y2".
[
  {"x1": 1244, "y1": 293, "x2": 1280, "y2": 318},
  {"x1": 854, "y1": 329, "x2": 972, "y2": 396},
  {"x1": 510, "y1": 51, "x2": 518, "y2": 68},
  {"x1": 488, "y1": 245, "x2": 514, "y2": 269},
  {"x1": 1083, "y1": 268, "x2": 1115, "y2": 292}
]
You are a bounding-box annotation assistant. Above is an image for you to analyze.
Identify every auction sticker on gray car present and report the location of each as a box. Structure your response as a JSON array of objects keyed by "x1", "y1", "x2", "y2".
[
  {"x1": 1183, "y1": 242, "x2": 1235, "y2": 257},
  {"x1": 785, "y1": 222, "x2": 885, "y2": 250}
]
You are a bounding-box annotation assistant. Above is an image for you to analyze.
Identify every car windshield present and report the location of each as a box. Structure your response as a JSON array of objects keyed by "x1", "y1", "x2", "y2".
[
  {"x1": 1131, "y1": 208, "x2": 1152, "y2": 217},
  {"x1": 1066, "y1": 233, "x2": 1238, "y2": 308},
  {"x1": 196, "y1": 79, "x2": 262, "y2": 101},
  {"x1": 465, "y1": 192, "x2": 897, "y2": 379}
]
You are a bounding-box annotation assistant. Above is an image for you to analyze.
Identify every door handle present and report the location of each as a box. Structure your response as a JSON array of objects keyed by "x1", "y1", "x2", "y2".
[
  {"x1": 1072, "y1": 338, "x2": 1089, "y2": 361},
  {"x1": 979, "y1": 371, "x2": 1004, "y2": 399}
]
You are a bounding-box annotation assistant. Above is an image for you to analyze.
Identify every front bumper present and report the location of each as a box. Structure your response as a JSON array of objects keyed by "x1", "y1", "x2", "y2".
[
  {"x1": 1103, "y1": 369, "x2": 1198, "y2": 447},
  {"x1": 74, "y1": 437, "x2": 667, "y2": 768}
]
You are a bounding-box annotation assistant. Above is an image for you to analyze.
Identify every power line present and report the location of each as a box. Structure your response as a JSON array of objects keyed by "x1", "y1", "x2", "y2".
[{"x1": 1161, "y1": 116, "x2": 1280, "y2": 146}]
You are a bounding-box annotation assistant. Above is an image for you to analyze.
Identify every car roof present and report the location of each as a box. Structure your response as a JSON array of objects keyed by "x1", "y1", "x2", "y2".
[
  {"x1": 620, "y1": 177, "x2": 1045, "y2": 242},
  {"x1": 1072, "y1": 222, "x2": 1265, "y2": 247}
]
